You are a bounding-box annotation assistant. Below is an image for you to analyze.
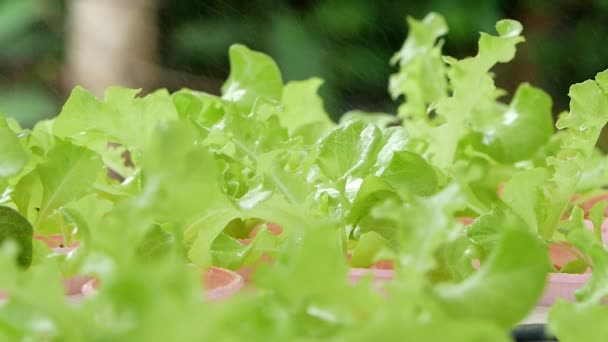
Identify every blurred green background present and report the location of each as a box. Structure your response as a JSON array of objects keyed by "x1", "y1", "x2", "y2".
[{"x1": 1, "y1": 0, "x2": 608, "y2": 129}]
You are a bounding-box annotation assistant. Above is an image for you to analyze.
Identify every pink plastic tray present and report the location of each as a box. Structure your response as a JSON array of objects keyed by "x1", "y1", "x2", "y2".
[
  {"x1": 1, "y1": 235, "x2": 90, "y2": 303},
  {"x1": 205, "y1": 267, "x2": 245, "y2": 300},
  {"x1": 81, "y1": 266, "x2": 244, "y2": 301}
]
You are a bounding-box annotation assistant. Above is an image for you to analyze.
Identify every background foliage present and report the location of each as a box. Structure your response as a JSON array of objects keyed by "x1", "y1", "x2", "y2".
[{"x1": 1, "y1": 0, "x2": 608, "y2": 128}]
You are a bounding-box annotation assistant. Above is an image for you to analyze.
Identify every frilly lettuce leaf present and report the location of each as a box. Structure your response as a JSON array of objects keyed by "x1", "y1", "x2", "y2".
[
  {"x1": 478, "y1": 83, "x2": 554, "y2": 163},
  {"x1": 137, "y1": 120, "x2": 239, "y2": 267},
  {"x1": 210, "y1": 225, "x2": 279, "y2": 270},
  {"x1": 0, "y1": 206, "x2": 33, "y2": 268},
  {"x1": 389, "y1": 12, "x2": 448, "y2": 120},
  {"x1": 541, "y1": 70, "x2": 608, "y2": 238},
  {"x1": 430, "y1": 19, "x2": 524, "y2": 170},
  {"x1": 53, "y1": 87, "x2": 178, "y2": 159},
  {"x1": 339, "y1": 110, "x2": 400, "y2": 128},
  {"x1": 502, "y1": 167, "x2": 549, "y2": 234},
  {"x1": 577, "y1": 148, "x2": 608, "y2": 192},
  {"x1": 549, "y1": 227, "x2": 608, "y2": 342},
  {"x1": 466, "y1": 204, "x2": 528, "y2": 254},
  {"x1": 0, "y1": 114, "x2": 28, "y2": 183},
  {"x1": 12, "y1": 140, "x2": 104, "y2": 233},
  {"x1": 436, "y1": 228, "x2": 550, "y2": 329},
  {"x1": 494, "y1": 70, "x2": 608, "y2": 241},
  {"x1": 280, "y1": 77, "x2": 334, "y2": 140},
  {"x1": 349, "y1": 230, "x2": 393, "y2": 268},
  {"x1": 549, "y1": 302, "x2": 608, "y2": 342},
  {"x1": 221, "y1": 44, "x2": 283, "y2": 112},
  {"x1": 316, "y1": 120, "x2": 383, "y2": 184},
  {"x1": 359, "y1": 184, "x2": 466, "y2": 276},
  {"x1": 380, "y1": 150, "x2": 438, "y2": 196}
]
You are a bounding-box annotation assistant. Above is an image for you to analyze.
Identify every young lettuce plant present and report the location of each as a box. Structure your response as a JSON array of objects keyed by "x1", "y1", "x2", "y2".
[
  {"x1": 497, "y1": 71, "x2": 608, "y2": 241},
  {"x1": 172, "y1": 44, "x2": 441, "y2": 269},
  {"x1": 389, "y1": 13, "x2": 555, "y2": 214},
  {"x1": 467, "y1": 69, "x2": 608, "y2": 341},
  {"x1": 0, "y1": 135, "x2": 550, "y2": 341},
  {"x1": 0, "y1": 217, "x2": 548, "y2": 341},
  {"x1": 0, "y1": 114, "x2": 33, "y2": 267},
  {"x1": 342, "y1": 15, "x2": 559, "y2": 268}
]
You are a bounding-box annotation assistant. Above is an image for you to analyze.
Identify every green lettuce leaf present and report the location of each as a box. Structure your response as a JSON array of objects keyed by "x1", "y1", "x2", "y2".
[
  {"x1": 136, "y1": 120, "x2": 239, "y2": 266},
  {"x1": 380, "y1": 150, "x2": 438, "y2": 196},
  {"x1": 501, "y1": 167, "x2": 549, "y2": 234},
  {"x1": 221, "y1": 44, "x2": 283, "y2": 113},
  {"x1": 0, "y1": 114, "x2": 28, "y2": 182},
  {"x1": 347, "y1": 175, "x2": 399, "y2": 228},
  {"x1": 549, "y1": 227, "x2": 608, "y2": 341},
  {"x1": 356, "y1": 184, "x2": 466, "y2": 277},
  {"x1": 0, "y1": 252, "x2": 73, "y2": 340},
  {"x1": 280, "y1": 77, "x2": 334, "y2": 138},
  {"x1": 339, "y1": 110, "x2": 400, "y2": 128},
  {"x1": 349, "y1": 231, "x2": 394, "y2": 268},
  {"x1": 479, "y1": 83, "x2": 554, "y2": 163},
  {"x1": 430, "y1": 19, "x2": 524, "y2": 170},
  {"x1": 539, "y1": 70, "x2": 608, "y2": 238},
  {"x1": 53, "y1": 87, "x2": 178, "y2": 158},
  {"x1": 18, "y1": 140, "x2": 104, "y2": 232},
  {"x1": 436, "y1": 229, "x2": 549, "y2": 329},
  {"x1": 577, "y1": 149, "x2": 608, "y2": 192},
  {"x1": 211, "y1": 225, "x2": 279, "y2": 270},
  {"x1": 337, "y1": 314, "x2": 509, "y2": 342},
  {"x1": 549, "y1": 302, "x2": 608, "y2": 342},
  {"x1": 194, "y1": 93, "x2": 307, "y2": 205},
  {"x1": 389, "y1": 12, "x2": 448, "y2": 120},
  {"x1": 466, "y1": 205, "x2": 528, "y2": 253},
  {"x1": 0, "y1": 206, "x2": 33, "y2": 267},
  {"x1": 316, "y1": 120, "x2": 382, "y2": 184}
]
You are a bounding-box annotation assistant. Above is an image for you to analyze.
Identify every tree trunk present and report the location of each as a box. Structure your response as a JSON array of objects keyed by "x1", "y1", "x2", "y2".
[{"x1": 65, "y1": 0, "x2": 158, "y2": 97}]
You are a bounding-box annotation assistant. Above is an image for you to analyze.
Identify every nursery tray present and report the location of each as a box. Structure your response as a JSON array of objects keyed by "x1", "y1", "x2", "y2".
[
  {"x1": 520, "y1": 306, "x2": 549, "y2": 325},
  {"x1": 512, "y1": 324, "x2": 557, "y2": 342},
  {"x1": 512, "y1": 307, "x2": 556, "y2": 342}
]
